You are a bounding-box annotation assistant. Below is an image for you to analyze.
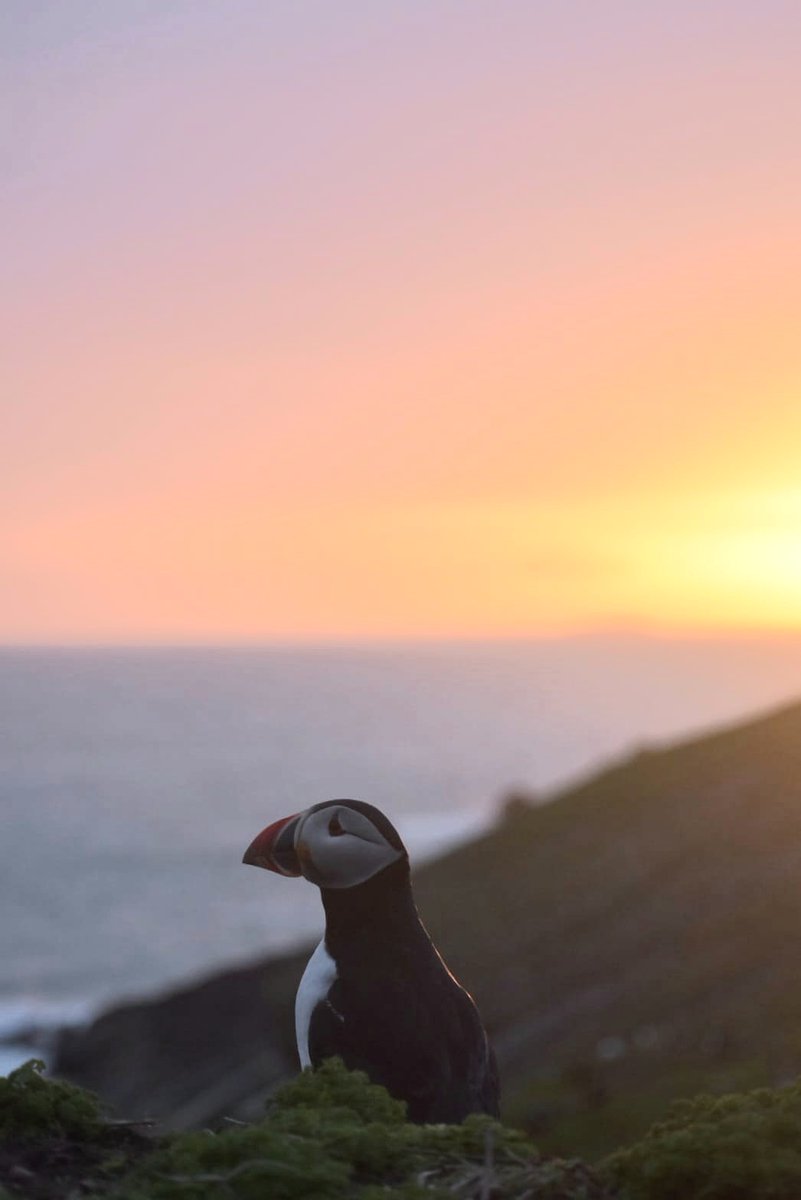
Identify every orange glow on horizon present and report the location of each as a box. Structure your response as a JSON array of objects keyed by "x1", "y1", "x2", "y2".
[{"x1": 5, "y1": 484, "x2": 801, "y2": 643}]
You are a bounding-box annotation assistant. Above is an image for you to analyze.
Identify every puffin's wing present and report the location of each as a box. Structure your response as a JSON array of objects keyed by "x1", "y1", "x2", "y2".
[
  {"x1": 306, "y1": 989, "x2": 352, "y2": 1064},
  {"x1": 471, "y1": 1024, "x2": 500, "y2": 1118},
  {"x1": 444, "y1": 978, "x2": 501, "y2": 1120},
  {"x1": 309, "y1": 969, "x2": 498, "y2": 1123},
  {"x1": 306, "y1": 974, "x2": 445, "y2": 1116},
  {"x1": 306, "y1": 981, "x2": 426, "y2": 1085}
]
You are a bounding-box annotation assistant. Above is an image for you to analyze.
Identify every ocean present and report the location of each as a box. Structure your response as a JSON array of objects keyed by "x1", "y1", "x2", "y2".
[{"x1": 2, "y1": 635, "x2": 800, "y2": 1072}]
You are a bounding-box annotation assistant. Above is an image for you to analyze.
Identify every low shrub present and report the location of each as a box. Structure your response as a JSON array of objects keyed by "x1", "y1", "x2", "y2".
[
  {"x1": 0, "y1": 1059, "x2": 102, "y2": 1138},
  {"x1": 604, "y1": 1080, "x2": 801, "y2": 1199},
  {"x1": 0, "y1": 1058, "x2": 612, "y2": 1199}
]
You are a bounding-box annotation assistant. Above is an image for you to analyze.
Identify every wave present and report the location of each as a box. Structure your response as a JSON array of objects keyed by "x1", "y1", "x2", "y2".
[{"x1": 0, "y1": 995, "x2": 96, "y2": 1042}]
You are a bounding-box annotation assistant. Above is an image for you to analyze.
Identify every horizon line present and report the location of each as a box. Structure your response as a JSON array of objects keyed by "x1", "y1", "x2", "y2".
[{"x1": 3, "y1": 624, "x2": 801, "y2": 651}]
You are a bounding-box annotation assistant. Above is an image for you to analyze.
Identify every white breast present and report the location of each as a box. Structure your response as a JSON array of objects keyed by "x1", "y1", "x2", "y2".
[{"x1": 294, "y1": 938, "x2": 338, "y2": 1069}]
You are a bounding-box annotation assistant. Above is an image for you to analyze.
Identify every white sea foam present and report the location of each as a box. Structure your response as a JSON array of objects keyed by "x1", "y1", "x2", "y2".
[
  {"x1": 0, "y1": 1044, "x2": 39, "y2": 1076},
  {"x1": 0, "y1": 997, "x2": 95, "y2": 1041},
  {"x1": 0, "y1": 998, "x2": 97, "y2": 1078}
]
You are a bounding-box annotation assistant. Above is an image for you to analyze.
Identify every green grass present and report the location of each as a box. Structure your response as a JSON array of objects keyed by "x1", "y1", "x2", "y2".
[
  {"x1": 8, "y1": 1055, "x2": 801, "y2": 1198},
  {"x1": 0, "y1": 1059, "x2": 103, "y2": 1138},
  {"x1": 0, "y1": 1059, "x2": 609, "y2": 1199}
]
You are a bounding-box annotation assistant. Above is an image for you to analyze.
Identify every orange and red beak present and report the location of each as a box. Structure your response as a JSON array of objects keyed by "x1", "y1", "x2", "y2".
[{"x1": 242, "y1": 813, "x2": 302, "y2": 876}]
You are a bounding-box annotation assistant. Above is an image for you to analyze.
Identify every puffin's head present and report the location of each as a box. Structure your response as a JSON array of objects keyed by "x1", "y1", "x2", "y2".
[{"x1": 243, "y1": 800, "x2": 407, "y2": 889}]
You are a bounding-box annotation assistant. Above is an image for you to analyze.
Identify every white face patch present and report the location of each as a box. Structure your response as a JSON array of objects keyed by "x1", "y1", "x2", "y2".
[
  {"x1": 294, "y1": 804, "x2": 404, "y2": 889},
  {"x1": 295, "y1": 938, "x2": 338, "y2": 1069}
]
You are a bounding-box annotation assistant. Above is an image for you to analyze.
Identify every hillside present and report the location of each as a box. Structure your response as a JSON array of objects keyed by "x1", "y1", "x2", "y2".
[{"x1": 54, "y1": 699, "x2": 801, "y2": 1156}]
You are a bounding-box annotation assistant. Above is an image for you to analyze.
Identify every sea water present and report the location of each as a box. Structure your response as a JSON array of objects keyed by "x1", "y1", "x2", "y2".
[{"x1": 2, "y1": 635, "x2": 800, "y2": 1065}]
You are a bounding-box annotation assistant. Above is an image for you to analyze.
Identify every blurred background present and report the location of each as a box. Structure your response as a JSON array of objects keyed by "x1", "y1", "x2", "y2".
[{"x1": 2, "y1": 0, "x2": 801, "y2": 1154}]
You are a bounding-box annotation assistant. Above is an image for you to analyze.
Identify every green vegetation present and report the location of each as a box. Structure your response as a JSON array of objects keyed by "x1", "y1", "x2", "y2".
[
  {"x1": 1, "y1": 1058, "x2": 607, "y2": 1199},
  {"x1": 605, "y1": 1080, "x2": 801, "y2": 1199},
  {"x1": 0, "y1": 1059, "x2": 148, "y2": 1199},
  {"x1": 122, "y1": 1060, "x2": 608, "y2": 1199},
  {"x1": 8, "y1": 1056, "x2": 801, "y2": 1198},
  {"x1": 0, "y1": 1059, "x2": 102, "y2": 1138}
]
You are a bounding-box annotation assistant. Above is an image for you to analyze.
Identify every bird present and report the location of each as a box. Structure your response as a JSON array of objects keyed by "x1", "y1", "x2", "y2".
[{"x1": 243, "y1": 799, "x2": 500, "y2": 1123}]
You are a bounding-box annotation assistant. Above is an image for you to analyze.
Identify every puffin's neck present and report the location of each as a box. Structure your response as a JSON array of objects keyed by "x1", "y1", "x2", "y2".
[{"x1": 320, "y1": 858, "x2": 426, "y2": 962}]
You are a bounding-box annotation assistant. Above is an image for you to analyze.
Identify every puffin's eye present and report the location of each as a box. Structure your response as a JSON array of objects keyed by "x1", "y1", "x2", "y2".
[{"x1": 328, "y1": 813, "x2": 345, "y2": 837}]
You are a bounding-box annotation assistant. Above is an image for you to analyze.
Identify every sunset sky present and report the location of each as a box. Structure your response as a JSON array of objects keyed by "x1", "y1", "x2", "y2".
[{"x1": 3, "y1": 1, "x2": 801, "y2": 642}]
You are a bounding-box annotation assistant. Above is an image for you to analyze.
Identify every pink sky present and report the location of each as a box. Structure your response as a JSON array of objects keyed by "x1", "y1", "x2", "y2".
[{"x1": 3, "y1": 2, "x2": 801, "y2": 641}]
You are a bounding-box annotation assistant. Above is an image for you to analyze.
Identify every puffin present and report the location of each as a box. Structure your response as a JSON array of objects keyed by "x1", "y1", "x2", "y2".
[{"x1": 243, "y1": 799, "x2": 500, "y2": 1123}]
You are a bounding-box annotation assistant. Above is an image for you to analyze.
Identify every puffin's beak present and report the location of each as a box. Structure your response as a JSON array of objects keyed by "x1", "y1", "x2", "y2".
[{"x1": 243, "y1": 813, "x2": 302, "y2": 876}]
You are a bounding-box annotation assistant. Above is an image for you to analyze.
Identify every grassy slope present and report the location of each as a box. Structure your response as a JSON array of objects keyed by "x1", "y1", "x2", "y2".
[{"x1": 411, "y1": 699, "x2": 801, "y2": 1155}]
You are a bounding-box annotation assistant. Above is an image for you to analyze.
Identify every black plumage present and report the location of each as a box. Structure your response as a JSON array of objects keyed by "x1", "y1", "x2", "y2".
[{"x1": 310, "y1": 853, "x2": 499, "y2": 1122}]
